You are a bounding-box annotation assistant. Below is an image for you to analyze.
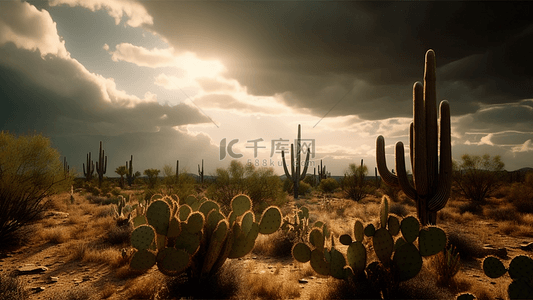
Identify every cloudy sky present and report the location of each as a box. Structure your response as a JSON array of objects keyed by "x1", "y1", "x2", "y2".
[{"x1": 1, "y1": 1, "x2": 532, "y2": 177}]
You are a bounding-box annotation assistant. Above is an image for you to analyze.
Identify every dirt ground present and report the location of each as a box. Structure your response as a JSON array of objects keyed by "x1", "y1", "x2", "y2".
[{"x1": 1, "y1": 192, "x2": 531, "y2": 300}]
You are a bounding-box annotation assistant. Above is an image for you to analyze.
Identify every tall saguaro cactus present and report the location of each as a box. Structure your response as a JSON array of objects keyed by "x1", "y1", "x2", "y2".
[
  {"x1": 282, "y1": 124, "x2": 310, "y2": 199},
  {"x1": 83, "y1": 152, "x2": 95, "y2": 181},
  {"x1": 96, "y1": 141, "x2": 107, "y2": 187},
  {"x1": 198, "y1": 159, "x2": 204, "y2": 184},
  {"x1": 126, "y1": 155, "x2": 134, "y2": 187},
  {"x1": 376, "y1": 49, "x2": 452, "y2": 225}
]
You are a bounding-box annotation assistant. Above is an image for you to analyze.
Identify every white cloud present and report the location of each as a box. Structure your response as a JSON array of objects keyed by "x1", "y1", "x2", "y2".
[
  {"x1": 0, "y1": 1, "x2": 69, "y2": 58},
  {"x1": 49, "y1": 0, "x2": 153, "y2": 27},
  {"x1": 512, "y1": 139, "x2": 533, "y2": 153}
]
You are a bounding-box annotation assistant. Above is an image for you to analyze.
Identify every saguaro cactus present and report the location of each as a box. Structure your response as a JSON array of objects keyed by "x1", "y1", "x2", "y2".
[
  {"x1": 176, "y1": 160, "x2": 179, "y2": 183},
  {"x1": 126, "y1": 155, "x2": 134, "y2": 187},
  {"x1": 376, "y1": 49, "x2": 452, "y2": 225},
  {"x1": 198, "y1": 159, "x2": 204, "y2": 184},
  {"x1": 83, "y1": 152, "x2": 95, "y2": 181},
  {"x1": 96, "y1": 141, "x2": 107, "y2": 187},
  {"x1": 282, "y1": 124, "x2": 310, "y2": 199},
  {"x1": 63, "y1": 157, "x2": 69, "y2": 178}
]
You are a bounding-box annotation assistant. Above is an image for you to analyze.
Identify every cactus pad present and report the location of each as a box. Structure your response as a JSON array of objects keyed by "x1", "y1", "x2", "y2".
[
  {"x1": 309, "y1": 228, "x2": 324, "y2": 250},
  {"x1": 400, "y1": 216, "x2": 420, "y2": 243},
  {"x1": 259, "y1": 206, "x2": 282, "y2": 234},
  {"x1": 483, "y1": 256, "x2": 507, "y2": 279},
  {"x1": 418, "y1": 226, "x2": 446, "y2": 256},
  {"x1": 130, "y1": 249, "x2": 156, "y2": 271},
  {"x1": 508, "y1": 278, "x2": 533, "y2": 300},
  {"x1": 241, "y1": 210, "x2": 255, "y2": 236},
  {"x1": 364, "y1": 223, "x2": 376, "y2": 237},
  {"x1": 387, "y1": 215, "x2": 401, "y2": 236},
  {"x1": 175, "y1": 232, "x2": 201, "y2": 255},
  {"x1": 373, "y1": 228, "x2": 394, "y2": 265},
  {"x1": 380, "y1": 196, "x2": 389, "y2": 228},
  {"x1": 178, "y1": 204, "x2": 192, "y2": 221},
  {"x1": 199, "y1": 200, "x2": 220, "y2": 218},
  {"x1": 231, "y1": 194, "x2": 252, "y2": 216},
  {"x1": 339, "y1": 234, "x2": 352, "y2": 246},
  {"x1": 156, "y1": 247, "x2": 190, "y2": 275},
  {"x1": 185, "y1": 212, "x2": 204, "y2": 234},
  {"x1": 292, "y1": 242, "x2": 312, "y2": 263},
  {"x1": 354, "y1": 219, "x2": 364, "y2": 242},
  {"x1": 456, "y1": 293, "x2": 476, "y2": 300},
  {"x1": 167, "y1": 217, "x2": 181, "y2": 238},
  {"x1": 346, "y1": 241, "x2": 366, "y2": 275},
  {"x1": 146, "y1": 200, "x2": 171, "y2": 235},
  {"x1": 131, "y1": 225, "x2": 156, "y2": 250},
  {"x1": 310, "y1": 249, "x2": 330, "y2": 276},
  {"x1": 508, "y1": 255, "x2": 533, "y2": 280},
  {"x1": 393, "y1": 242, "x2": 423, "y2": 281},
  {"x1": 329, "y1": 248, "x2": 347, "y2": 279},
  {"x1": 202, "y1": 220, "x2": 229, "y2": 275}
]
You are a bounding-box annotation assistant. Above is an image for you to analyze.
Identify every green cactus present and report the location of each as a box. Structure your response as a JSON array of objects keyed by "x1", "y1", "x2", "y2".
[
  {"x1": 128, "y1": 193, "x2": 282, "y2": 282},
  {"x1": 83, "y1": 151, "x2": 95, "y2": 182},
  {"x1": 95, "y1": 141, "x2": 107, "y2": 187},
  {"x1": 198, "y1": 159, "x2": 204, "y2": 184},
  {"x1": 376, "y1": 49, "x2": 452, "y2": 225},
  {"x1": 482, "y1": 255, "x2": 533, "y2": 300},
  {"x1": 291, "y1": 196, "x2": 447, "y2": 299},
  {"x1": 126, "y1": 155, "x2": 134, "y2": 187},
  {"x1": 281, "y1": 124, "x2": 311, "y2": 199}
]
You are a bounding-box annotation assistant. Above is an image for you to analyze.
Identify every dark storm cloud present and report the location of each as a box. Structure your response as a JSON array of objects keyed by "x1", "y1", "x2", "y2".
[
  {"x1": 0, "y1": 43, "x2": 210, "y2": 136},
  {"x1": 141, "y1": 2, "x2": 533, "y2": 120}
]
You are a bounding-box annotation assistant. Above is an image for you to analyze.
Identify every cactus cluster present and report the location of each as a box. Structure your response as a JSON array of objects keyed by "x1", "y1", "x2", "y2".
[
  {"x1": 376, "y1": 49, "x2": 452, "y2": 225},
  {"x1": 291, "y1": 196, "x2": 447, "y2": 299},
  {"x1": 282, "y1": 124, "x2": 310, "y2": 199},
  {"x1": 280, "y1": 206, "x2": 311, "y2": 242},
  {"x1": 129, "y1": 193, "x2": 282, "y2": 280},
  {"x1": 482, "y1": 255, "x2": 533, "y2": 299}
]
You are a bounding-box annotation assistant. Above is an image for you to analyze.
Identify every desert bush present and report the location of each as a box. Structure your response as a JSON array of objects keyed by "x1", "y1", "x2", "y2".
[
  {"x1": 143, "y1": 168, "x2": 160, "y2": 189},
  {"x1": 105, "y1": 221, "x2": 133, "y2": 245},
  {"x1": 341, "y1": 162, "x2": 375, "y2": 201},
  {"x1": 207, "y1": 160, "x2": 284, "y2": 211},
  {"x1": 389, "y1": 202, "x2": 409, "y2": 217},
  {"x1": 506, "y1": 173, "x2": 533, "y2": 213},
  {"x1": 453, "y1": 154, "x2": 505, "y2": 203},
  {"x1": 173, "y1": 172, "x2": 197, "y2": 202},
  {"x1": 0, "y1": 131, "x2": 72, "y2": 245},
  {"x1": 446, "y1": 230, "x2": 485, "y2": 260},
  {"x1": 484, "y1": 206, "x2": 520, "y2": 222},
  {"x1": 431, "y1": 245, "x2": 461, "y2": 287},
  {"x1": 0, "y1": 273, "x2": 29, "y2": 300},
  {"x1": 319, "y1": 177, "x2": 339, "y2": 194}
]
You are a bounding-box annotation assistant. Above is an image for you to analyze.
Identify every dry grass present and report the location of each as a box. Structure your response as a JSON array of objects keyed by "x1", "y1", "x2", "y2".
[
  {"x1": 0, "y1": 273, "x2": 29, "y2": 300},
  {"x1": 253, "y1": 231, "x2": 294, "y2": 258},
  {"x1": 99, "y1": 283, "x2": 116, "y2": 299},
  {"x1": 240, "y1": 260, "x2": 301, "y2": 300},
  {"x1": 125, "y1": 273, "x2": 164, "y2": 299},
  {"x1": 38, "y1": 225, "x2": 71, "y2": 244}
]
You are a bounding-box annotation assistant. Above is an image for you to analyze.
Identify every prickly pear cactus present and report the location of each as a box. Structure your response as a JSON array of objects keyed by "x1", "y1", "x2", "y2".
[
  {"x1": 482, "y1": 255, "x2": 533, "y2": 300},
  {"x1": 292, "y1": 196, "x2": 447, "y2": 297},
  {"x1": 128, "y1": 193, "x2": 282, "y2": 280}
]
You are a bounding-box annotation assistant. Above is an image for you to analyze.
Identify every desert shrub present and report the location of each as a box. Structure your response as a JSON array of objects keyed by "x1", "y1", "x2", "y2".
[
  {"x1": 144, "y1": 189, "x2": 158, "y2": 202},
  {"x1": 341, "y1": 162, "x2": 375, "y2": 201},
  {"x1": 319, "y1": 178, "x2": 339, "y2": 194},
  {"x1": 389, "y1": 202, "x2": 409, "y2": 217},
  {"x1": 458, "y1": 201, "x2": 483, "y2": 215},
  {"x1": 105, "y1": 222, "x2": 133, "y2": 245},
  {"x1": 431, "y1": 245, "x2": 461, "y2": 287},
  {"x1": 143, "y1": 168, "x2": 160, "y2": 189},
  {"x1": 298, "y1": 180, "x2": 312, "y2": 196},
  {"x1": 173, "y1": 172, "x2": 197, "y2": 202},
  {"x1": 506, "y1": 174, "x2": 533, "y2": 213},
  {"x1": 453, "y1": 154, "x2": 505, "y2": 203},
  {"x1": 0, "y1": 131, "x2": 72, "y2": 245},
  {"x1": 380, "y1": 181, "x2": 401, "y2": 202},
  {"x1": 446, "y1": 230, "x2": 485, "y2": 260},
  {"x1": 0, "y1": 273, "x2": 28, "y2": 300},
  {"x1": 485, "y1": 206, "x2": 520, "y2": 222},
  {"x1": 207, "y1": 160, "x2": 284, "y2": 211}
]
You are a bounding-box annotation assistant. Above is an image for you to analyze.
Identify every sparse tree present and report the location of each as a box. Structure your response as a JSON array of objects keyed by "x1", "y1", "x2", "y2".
[
  {"x1": 143, "y1": 168, "x2": 160, "y2": 189},
  {"x1": 0, "y1": 131, "x2": 72, "y2": 245},
  {"x1": 453, "y1": 154, "x2": 505, "y2": 202},
  {"x1": 115, "y1": 165, "x2": 127, "y2": 188},
  {"x1": 342, "y1": 161, "x2": 374, "y2": 201}
]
